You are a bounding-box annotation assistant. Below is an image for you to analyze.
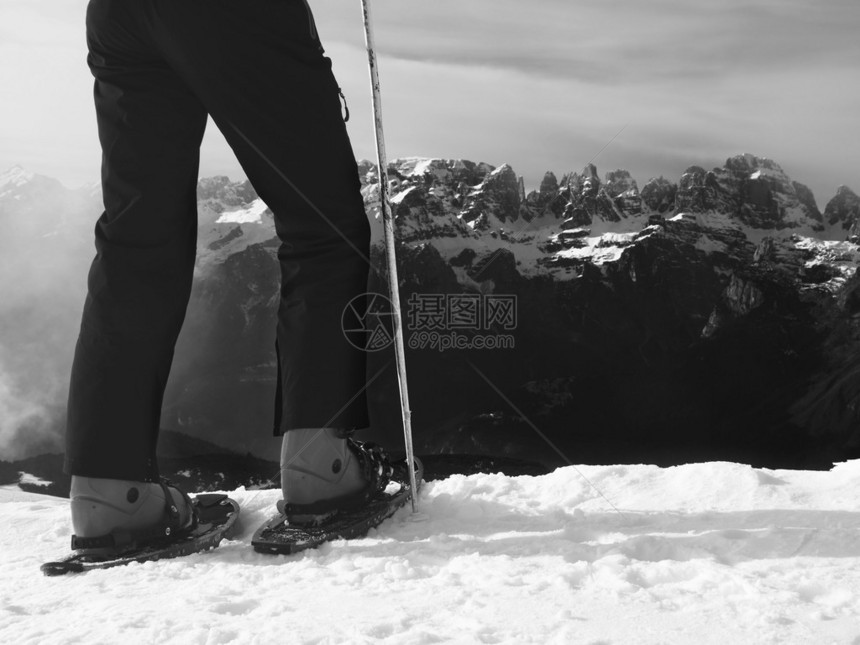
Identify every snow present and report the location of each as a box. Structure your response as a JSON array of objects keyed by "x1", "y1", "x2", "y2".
[
  {"x1": 390, "y1": 186, "x2": 417, "y2": 206},
  {"x1": 391, "y1": 158, "x2": 483, "y2": 183},
  {"x1": 794, "y1": 237, "x2": 860, "y2": 291},
  {"x1": 556, "y1": 242, "x2": 627, "y2": 266},
  {"x1": 694, "y1": 234, "x2": 728, "y2": 255},
  {"x1": 795, "y1": 237, "x2": 860, "y2": 267},
  {"x1": 3, "y1": 462, "x2": 860, "y2": 644},
  {"x1": 400, "y1": 158, "x2": 451, "y2": 180},
  {"x1": 214, "y1": 199, "x2": 269, "y2": 225},
  {"x1": 16, "y1": 472, "x2": 51, "y2": 488}
]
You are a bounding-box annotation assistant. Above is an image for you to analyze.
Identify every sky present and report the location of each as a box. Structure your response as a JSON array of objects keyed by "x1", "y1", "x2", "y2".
[
  {"x1": 4, "y1": 461, "x2": 860, "y2": 642},
  {"x1": 0, "y1": 0, "x2": 858, "y2": 207}
]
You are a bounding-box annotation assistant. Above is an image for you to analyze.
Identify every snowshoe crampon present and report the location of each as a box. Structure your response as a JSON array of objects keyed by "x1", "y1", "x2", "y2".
[
  {"x1": 40, "y1": 493, "x2": 240, "y2": 576},
  {"x1": 252, "y1": 458, "x2": 422, "y2": 555}
]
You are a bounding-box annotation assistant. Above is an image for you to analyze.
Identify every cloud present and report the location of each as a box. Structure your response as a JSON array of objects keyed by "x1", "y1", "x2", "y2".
[
  {"x1": 3, "y1": 2, "x2": 858, "y2": 212},
  {"x1": 326, "y1": 28, "x2": 856, "y2": 206},
  {"x1": 0, "y1": 169, "x2": 93, "y2": 461},
  {"x1": 0, "y1": 355, "x2": 65, "y2": 460},
  {"x1": 317, "y1": 0, "x2": 860, "y2": 86},
  {"x1": 0, "y1": 0, "x2": 95, "y2": 186},
  {"x1": 306, "y1": 1, "x2": 859, "y2": 205},
  {"x1": 0, "y1": 0, "x2": 83, "y2": 47}
]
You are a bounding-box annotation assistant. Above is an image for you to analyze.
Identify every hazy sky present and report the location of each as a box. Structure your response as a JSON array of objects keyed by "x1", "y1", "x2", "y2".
[{"x1": 1, "y1": 0, "x2": 858, "y2": 207}]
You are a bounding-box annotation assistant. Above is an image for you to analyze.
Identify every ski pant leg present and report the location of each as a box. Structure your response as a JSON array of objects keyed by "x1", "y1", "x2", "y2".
[
  {"x1": 66, "y1": 0, "x2": 371, "y2": 482},
  {"x1": 143, "y1": 0, "x2": 371, "y2": 433},
  {"x1": 65, "y1": 0, "x2": 208, "y2": 480}
]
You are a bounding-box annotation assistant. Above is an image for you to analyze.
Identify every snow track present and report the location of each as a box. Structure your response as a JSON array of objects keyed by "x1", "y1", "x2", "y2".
[{"x1": 2, "y1": 462, "x2": 860, "y2": 644}]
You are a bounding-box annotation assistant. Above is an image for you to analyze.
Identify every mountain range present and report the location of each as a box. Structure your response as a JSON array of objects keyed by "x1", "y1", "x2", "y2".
[{"x1": 1, "y1": 156, "x2": 858, "y2": 472}]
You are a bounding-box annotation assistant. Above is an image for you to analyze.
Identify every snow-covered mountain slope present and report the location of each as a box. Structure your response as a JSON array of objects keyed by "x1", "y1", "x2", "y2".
[
  {"x1": 195, "y1": 176, "x2": 279, "y2": 271},
  {"x1": 2, "y1": 461, "x2": 860, "y2": 644}
]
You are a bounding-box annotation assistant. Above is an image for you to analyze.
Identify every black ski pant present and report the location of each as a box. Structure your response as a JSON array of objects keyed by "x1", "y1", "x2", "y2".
[{"x1": 65, "y1": 0, "x2": 371, "y2": 481}]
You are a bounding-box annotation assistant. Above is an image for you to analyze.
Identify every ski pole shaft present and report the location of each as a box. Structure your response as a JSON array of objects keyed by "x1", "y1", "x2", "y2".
[{"x1": 360, "y1": 0, "x2": 419, "y2": 510}]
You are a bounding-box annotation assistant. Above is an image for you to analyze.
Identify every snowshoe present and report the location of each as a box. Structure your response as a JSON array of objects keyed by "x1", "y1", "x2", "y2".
[
  {"x1": 40, "y1": 493, "x2": 240, "y2": 576},
  {"x1": 252, "y1": 451, "x2": 422, "y2": 555}
]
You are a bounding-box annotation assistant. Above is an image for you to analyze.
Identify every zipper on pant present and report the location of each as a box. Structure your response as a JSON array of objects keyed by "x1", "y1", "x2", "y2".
[{"x1": 338, "y1": 88, "x2": 350, "y2": 122}]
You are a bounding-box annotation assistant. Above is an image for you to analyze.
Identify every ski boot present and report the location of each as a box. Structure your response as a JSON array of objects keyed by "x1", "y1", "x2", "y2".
[
  {"x1": 41, "y1": 478, "x2": 240, "y2": 575},
  {"x1": 252, "y1": 428, "x2": 420, "y2": 555},
  {"x1": 278, "y1": 427, "x2": 395, "y2": 525},
  {"x1": 69, "y1": 477, "x2": 196, "y2": 555}
]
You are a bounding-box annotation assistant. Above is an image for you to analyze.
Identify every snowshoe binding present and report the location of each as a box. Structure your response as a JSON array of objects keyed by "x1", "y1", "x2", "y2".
[
  {"x1": 41, "y1": 480, "x2": 239, "y2": 576},
  {"x1": 252, "y1": 436, "x2": 422, "y2": 555}
]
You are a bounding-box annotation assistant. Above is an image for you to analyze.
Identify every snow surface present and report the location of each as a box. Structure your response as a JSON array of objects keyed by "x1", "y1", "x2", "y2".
[
  {"x1": 3, "y1": 462, "x2": 860, "y2": 644},
  {"x1": 794, "y1": 238, "x2": 860, "y2": 291},
  {"x1": 215, "y1": 199, "x2": 269, "y2": 225},
  {"x1": 390, "y1": 185, "x2": 417, "y2": 206},
  {"x1": 16, "y1": 472, "x2": 51, "y2": 488},
  {"x1": 694, "y1": 234, "x2": 729, "y2": 255}
]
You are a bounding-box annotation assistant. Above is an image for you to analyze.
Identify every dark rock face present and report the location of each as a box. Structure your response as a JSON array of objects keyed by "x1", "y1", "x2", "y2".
[
  {"x1": 197, "y1": 176, "x2": 257, "y2": 210},
  {"x1": 555, "y1": 163, "x2": 631, "y2": 224},
  {"x1": 793, "y1": 181, "x2": 821, "y2": 221},
  {"x1": 640, "y1": 177, "x2": 676, "y2": 214},
  {"x1": 167, "y1": 241, "x2": 281, "y2": 458},
  {"x1": 675, "y1": 155, "x2": 823, "y2": 232},
  {"x1": 128, "y1": 156, "x2": 860, "y2": 467},
  {"x1": 462, "y1": 163, "x2": 522, "y2": 226},
  {"x1": 539, "y1": 171, "x2": 559, "y2": 197},
  {"x1": 354, "y1": 155, "x2": 859, "y2": 469},
  {"x1": 825, "y1": 185, "x2": 860, "y2": 236}
]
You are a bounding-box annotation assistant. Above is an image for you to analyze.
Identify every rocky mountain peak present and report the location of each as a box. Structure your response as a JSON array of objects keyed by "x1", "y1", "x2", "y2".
[
  {"x1": 460, "y1": 162, "x2": 522, "y2": 226},
  {"x1": 196, "y1": 176, "x2": 257, "y2": 211},
  {"x1": 604, "y1": 169, "x2": 638, "y2": 199},
  {"x1": 360, "y1": 158, "x2": 495, "y2": 189},
  {"x1": 0, "y1": 165, "x2": 35, "y2": 191},
  {"x1": 824, "y1": 185, "x2": 860, "y2": 236},
  {"x1": 0, "y1": 165, "x2": 65, "y2": 203},
  {"x1": 579, "y1": 164, "x2": 601, "y2": 196},
  {"x1": 675, "y1": 154, "x2": 824, "y2": 233},
  {"x1": 724, "y1": 153, "x2": 782, "y2": 176},
  {"x1": 640, "y1": 177, "x2": 676, "y2": 214},
  {"x1": 539, "y1": 171, "x2": 559, "y2": 197}
]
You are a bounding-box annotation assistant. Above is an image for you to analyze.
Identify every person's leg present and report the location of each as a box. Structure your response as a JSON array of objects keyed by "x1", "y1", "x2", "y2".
[
  {"x1": 68, "y1": 0, "x2": 377, "y2": 531},
  {"x1": 65, "y1": 0, "x2": 207, "y2": 486},
  {"x1": 141, "y1": 0, "x2": 375, "y2": 513},
  {"x1": 143, "y1": 0, "x2": 371, "y2": 437}
]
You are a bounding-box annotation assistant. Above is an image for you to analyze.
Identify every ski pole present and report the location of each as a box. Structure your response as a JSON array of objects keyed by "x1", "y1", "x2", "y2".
[{"x1": 360, "y1": 0, "x2": 419, "y2": 511}]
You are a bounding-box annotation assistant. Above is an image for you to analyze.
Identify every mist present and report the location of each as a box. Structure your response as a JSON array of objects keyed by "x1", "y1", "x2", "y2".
[{"x1": 0, "y1": 170, "x2": 96, "y2": 460}]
